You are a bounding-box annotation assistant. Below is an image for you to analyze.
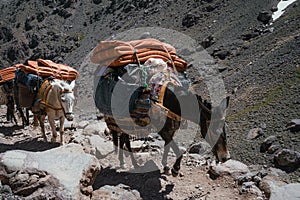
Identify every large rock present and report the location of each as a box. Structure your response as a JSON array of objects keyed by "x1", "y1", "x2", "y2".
[
  {"x1": 83, "y1": 121, "x2": 107, "y2": 136},
  {"x1": 92, "y1": 184, "x2": 141, "y2": 200},
  {"x1": 188, "y1": 141, "x2": 211, "y2": 155},
  {"x1": 259, "y1": 174, "x2": 287, "y2": 199},
  {"x1": 88, "y1": 135, "x2": 115, "y2": 159},
  {"x1": 208, "y1": 159, "x2": 250, "y2": 179},
  {"x1": 274, "y1": 149, "x2": 300, "y2": 171},
  {"x1": 0, "y1": 144, "x2": 100, "y2": 199},
  {"x1": 270, "y1": 183, "x2": 300, "y2": 200},
  {"x1": 257, "y1": 11, "x2": 272, "y2": 24},
  {"x1": 286, "y1": 119, "x2": 300, "y2": 132}
]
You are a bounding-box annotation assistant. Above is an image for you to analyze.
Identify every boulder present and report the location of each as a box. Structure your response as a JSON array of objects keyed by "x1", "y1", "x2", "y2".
[
  {"x1": 208, "y1": 160, "x2": 250, "y2": 179},
  {"x1": 88, "y1": 135, "x2": 115, "y2": 159},
  {"x1": 83, "y1": 121, "x2": 107, "y2": 136},
  {"x1": 270, "y1": 183, "x2": 300, "y2": 200},
  {"x1": 260, "y1": 135, "x2": 277, "y2": 153},
  {"x1": 92, "y1": 184, "x2": 141, "y2": 200},
  {"x1": 257, "y1": 11, "x2": 272, "y2": 24},
  {"x1": 188, "y1": 141, "x2": 211, "y2": 155},
  {"x1": 182, "y1": 12, "x2": 199, "y2": 28},
  {"x1": 274, "y1": 149, "x2": 300, "y2": 171},
  {"x1": 286, "y1": 119, "x2": 300, "y2": 132},
  {"x1": 259, "y1": 174, "x2": 288, "y2": 199},
  {"x1": 0, "y1": 143, "x2": 100, "y2": 199},
  {"x1": 78, "y1": 120, "x2": 90, "y2": 129}
]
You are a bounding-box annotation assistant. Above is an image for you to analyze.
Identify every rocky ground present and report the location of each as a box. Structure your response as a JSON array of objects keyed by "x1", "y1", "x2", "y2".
[
  {"x1": 0, "y1": 110, "x2": 290, "y2": 200},
  {"x1": 0, "y1": 0, "x2": 300, "y2": 199}
]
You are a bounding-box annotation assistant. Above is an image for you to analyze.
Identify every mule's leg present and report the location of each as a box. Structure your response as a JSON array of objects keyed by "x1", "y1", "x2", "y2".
[
  {"x1": 48, "y1": 114, "x2": 58, "y2": 143},
  {"x1": 169, "y1": 139, "x2": 184, "y2": 177},
  {"x1": 11, "y1": 111, "x2": 18, "y2": 125},
  {"x1": 111, "y1": 130, "x2": 119, "y2": 154},
  {"x1": 38, "y1": 114, "x2": 47, "y2": 142},
  {"x1": 119, "y1": 133, "x2": 126, "y2": 168},
  {"x1": 6, "y1": 105, "x2": 11, "y2": 122},
  {"x1": 25, "y1": 109, "x2": 30, "y2": 126},
  {"x1": 18, "y1": 107, "x2": 28, "y2": 127},
  {"x1": 7, "y1": 104, "x2": 17, "y2": 125},
  {"x1": 159, "y1": 120, "x2": 182, "y2": 176},
  {"x1": 59, "y1": 116, "x2": 65, "y2": 145},
  {"x1": 124, "y1": 134, "x2": 139, "y2": 168},
  {"x1": 33, "y1": 113, "x2": 39, "y2": 127},
  {"x1": 159, "y1": 131, "x2": 172, "y2": 175}
]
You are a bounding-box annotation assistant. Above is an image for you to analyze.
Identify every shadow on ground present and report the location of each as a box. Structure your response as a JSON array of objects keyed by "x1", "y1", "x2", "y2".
[{"x1": 93, "y1": 160, "x2": 174, "y2": 200}]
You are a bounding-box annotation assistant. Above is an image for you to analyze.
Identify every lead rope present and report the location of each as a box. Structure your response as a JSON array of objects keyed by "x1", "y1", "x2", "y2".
[
  {"x1": 133, "y1": 50, "x2": 148, "y2": 88},
  {"x1": 162, "y1": 45, "x2": 178, "y2": 77}
]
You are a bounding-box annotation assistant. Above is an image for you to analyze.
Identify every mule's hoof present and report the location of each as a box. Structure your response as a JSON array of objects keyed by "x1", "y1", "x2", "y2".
[
  {"x1": 124, "y1": 150, "x2": 130, "y2": 157},
  {"x1": 51, "y1": 137, "x2": 57, "y2": 143},
  {"x1": 163, "y1": 166, "x2": 171, "y2": 175},
  {"x1": 120, "y1": 163, "x2": 127, "y2": 169},
  {"x1": 133, "y1": 163, "x2": 140, "y2": 169},
  {"x1": 171, "y1": 168, "x2": 179, "y2": 177}
]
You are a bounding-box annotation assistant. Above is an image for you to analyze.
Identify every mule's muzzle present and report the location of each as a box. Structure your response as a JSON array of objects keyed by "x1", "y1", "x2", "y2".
[
  {"x1": 217, "y1": 151, "x2": 230, "y2": 163},
  {"x1": 65, "y1": 113, "x2": 74, "y2": 121}
]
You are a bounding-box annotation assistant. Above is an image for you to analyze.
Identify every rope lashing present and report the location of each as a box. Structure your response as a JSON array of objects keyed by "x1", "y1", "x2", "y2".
[{"x1": 133, "y1": 50, "x2": 148, "y2": 88}]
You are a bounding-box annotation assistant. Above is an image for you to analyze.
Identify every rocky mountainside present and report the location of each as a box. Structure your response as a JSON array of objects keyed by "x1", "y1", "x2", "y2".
[{"x1": 0, "y1": 0, "x2": 300, "y2": 199}]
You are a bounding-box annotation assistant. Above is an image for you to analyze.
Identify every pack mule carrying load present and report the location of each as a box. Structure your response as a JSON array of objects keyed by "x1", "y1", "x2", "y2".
[
  {"x1": 14, "y1": 58, "x2": 79, "y2": 108},
  {"x1": 92, "y1": 38, "x2": 190, "y2": 133}
]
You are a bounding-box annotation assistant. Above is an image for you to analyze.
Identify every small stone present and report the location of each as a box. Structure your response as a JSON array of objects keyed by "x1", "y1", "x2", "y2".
[
  {"x1": 242, "y1": 181, "x2": 256, "y2": 188},
  {"x1": 247, "y1": 128, "x2": 263, "y2": 140},
  {"x1": 267, "y1": 144, "x2": 281, "y2": 154},
  {"x1": 253, "y1": 176, "x2": 262, "y2": 184},
  {"x1": 260, "y1": 136, "x2": 276, "y2": 153},
  {"x1": 257, "y1": 11, "x2": 272, "y2": 24}
]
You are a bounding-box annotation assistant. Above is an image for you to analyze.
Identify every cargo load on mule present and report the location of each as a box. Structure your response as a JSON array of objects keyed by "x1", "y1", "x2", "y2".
[
  {"x1": 92, "y1": 38, "x2": 191, "y2": 135},
  {"x1": 92, "y1": 38, "x2": 230, "y2": 172},
  {"x1": 14, "y1": 58, "x2": 79, "y2": 125}
]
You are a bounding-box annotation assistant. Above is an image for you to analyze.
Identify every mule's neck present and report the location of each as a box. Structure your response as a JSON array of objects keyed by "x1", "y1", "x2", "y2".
[{"x1": 46, "y1": 85, "x2": 62, "y2": 108}]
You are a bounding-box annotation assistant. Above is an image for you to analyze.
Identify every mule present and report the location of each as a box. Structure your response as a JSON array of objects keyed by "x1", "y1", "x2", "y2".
[
  {"x1": 33, "y1": 78, "x2": 76, "y2": 145},
  {"x1": 95, "y1": 65, "x2": 230, "y2": 176},
  {"x1": 0, "y1": 81, "x2": 18, "y2": 124}
]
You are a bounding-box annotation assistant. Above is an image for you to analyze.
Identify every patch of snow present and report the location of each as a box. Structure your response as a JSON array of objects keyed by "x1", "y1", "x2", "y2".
[{"x1": 272, "y1": 0, "x2": 298, "y2": 21}]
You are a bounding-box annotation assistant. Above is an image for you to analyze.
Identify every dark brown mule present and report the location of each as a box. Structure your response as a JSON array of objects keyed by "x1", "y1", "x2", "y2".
[
  {"x1": 0, "y1": 81, "x2": 18, "y2": 124},
  {"x1": 95, "y1": 71, "x2": 230, "y2": 176}
]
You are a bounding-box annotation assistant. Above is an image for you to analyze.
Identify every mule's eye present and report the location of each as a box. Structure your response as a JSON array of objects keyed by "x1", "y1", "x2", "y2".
[{"x1": 61, "y1": 96, "x2": 66, "y2": 102}]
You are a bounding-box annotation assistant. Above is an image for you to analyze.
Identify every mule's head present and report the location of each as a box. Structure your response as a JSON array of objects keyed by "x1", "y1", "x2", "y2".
[
  {"x1": 55, "y1": 80, "x2": 76, "y2": 121},
  {"x1": 199, "y1": 96, "x2": 230, "y2": 163}
]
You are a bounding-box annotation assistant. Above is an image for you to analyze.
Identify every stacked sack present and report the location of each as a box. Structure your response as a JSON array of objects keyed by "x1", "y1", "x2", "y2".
[
  {"x1": 0, "y1": 67, "x2": 16, "y2": 84},
  {"x1": 16, "y1": 58, "x2": 78, "y2": 81},
  {"x1": 91, "y1": 38, "x2": 188, "y2": 72}
]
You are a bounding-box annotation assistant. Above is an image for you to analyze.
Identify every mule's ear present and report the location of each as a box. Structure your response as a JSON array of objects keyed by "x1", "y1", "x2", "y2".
[
  {"x1": 220, "y1": 96, "x2": 230, "y2": 110},
  {"x1": 70, "y1": 80, "x2": 75, "y2": 89}
]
